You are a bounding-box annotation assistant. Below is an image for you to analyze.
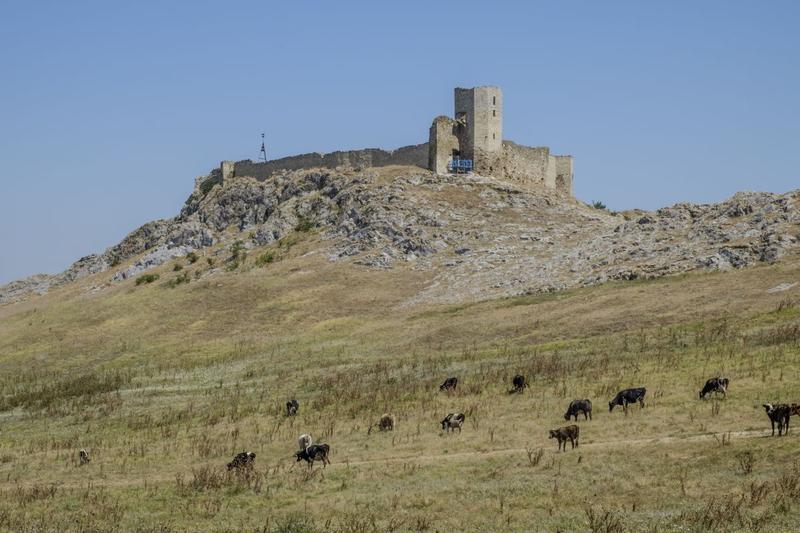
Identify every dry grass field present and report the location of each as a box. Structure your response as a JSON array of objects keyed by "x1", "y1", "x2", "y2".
[{"x1": 1, "y1": 234, "x2": 799, "y2": 531}]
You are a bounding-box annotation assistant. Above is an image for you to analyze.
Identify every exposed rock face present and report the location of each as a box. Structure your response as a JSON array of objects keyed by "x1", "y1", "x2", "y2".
[{"x1": 1, "y1": 166, "x2": 798, "y2": 306}]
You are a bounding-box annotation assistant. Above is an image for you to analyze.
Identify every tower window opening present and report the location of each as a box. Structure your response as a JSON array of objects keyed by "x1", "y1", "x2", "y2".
[
  {"x1": 492, "y1": 96, "x2": 496, "y2": 105},
  {"x1": 493, "y1": 110, "x2": 496, "y2": 117},
  {"x1": 493, "y1": 133, "x2": 496, "y2": 139}
]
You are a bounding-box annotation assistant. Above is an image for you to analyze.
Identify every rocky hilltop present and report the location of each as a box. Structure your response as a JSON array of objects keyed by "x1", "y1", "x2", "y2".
[{"x1": 2, "y1": 166, "x2": 798, "y2": 305}]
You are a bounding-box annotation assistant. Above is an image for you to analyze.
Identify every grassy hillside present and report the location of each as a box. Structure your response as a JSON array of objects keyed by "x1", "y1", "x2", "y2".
[{"x1": 0, "y1": 236, "x2": 799, "y2": 531}]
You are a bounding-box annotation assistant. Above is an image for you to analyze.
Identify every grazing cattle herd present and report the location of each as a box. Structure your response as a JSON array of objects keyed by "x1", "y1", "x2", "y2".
[{"x1": 75, "y1": 373, "x2": 799, "y2": 473}]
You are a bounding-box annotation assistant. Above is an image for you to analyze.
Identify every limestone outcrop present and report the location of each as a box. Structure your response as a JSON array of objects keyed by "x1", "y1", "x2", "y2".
[{"x1": 1, "y1": 167, "x2": 798, "y2": 306}]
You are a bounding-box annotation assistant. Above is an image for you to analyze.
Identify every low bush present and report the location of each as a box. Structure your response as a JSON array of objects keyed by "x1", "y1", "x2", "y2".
[
  {"x1": 135, "y1": 273, "x2": 160, "y2": 286},
  {"x1": 255, "y1": 251, "x2": 275, "y2": 267}
]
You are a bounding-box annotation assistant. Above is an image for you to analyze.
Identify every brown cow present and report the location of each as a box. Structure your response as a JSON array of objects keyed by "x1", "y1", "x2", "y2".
[{"x1": 549, "y1": 425, "x2": 580, "y2": 451}]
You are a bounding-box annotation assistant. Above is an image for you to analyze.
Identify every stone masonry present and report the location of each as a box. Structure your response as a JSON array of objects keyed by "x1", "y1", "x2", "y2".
[
  {"x1": 429, "y1": 86, "x2": 573, "y2": 196},
  {"x1": 215, "y1": 86, "x2": 573, "y2": 196}
]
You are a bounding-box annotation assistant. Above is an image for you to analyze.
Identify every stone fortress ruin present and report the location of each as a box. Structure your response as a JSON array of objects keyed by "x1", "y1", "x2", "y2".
[
  {"x1": 429, "y1": 87, "x2": 573, "y2": 195},
  {"x1": 217, "y1": 86, "x2": 573, "y2": 196}
]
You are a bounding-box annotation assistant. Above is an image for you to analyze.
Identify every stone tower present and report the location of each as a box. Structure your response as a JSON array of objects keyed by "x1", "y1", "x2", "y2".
[
  {"x1": 433, "y1": 86, "x2": 576, "y2": 195},
  {"x1": 454, "y1": 86, "x2": 503, "y2": 168}
]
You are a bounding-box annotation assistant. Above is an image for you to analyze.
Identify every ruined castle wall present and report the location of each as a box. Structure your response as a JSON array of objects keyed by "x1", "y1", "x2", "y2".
[
  {"x1": 554, "y1": 155, "x2": 574, "y2": 196},
  {"x1": 232, "y1": 144, "x2": 428, "y2": 181},
  {"x1": 545, "y1": 156, "x2": 558, "y2": 189},
  {"x1": 220, "y1": 161, "x2": 235, "y2": 183},
  {"x1": 498, "y1": 141, "x2": 550, "y2": 186},
  {"x1": 428, "y1": 116, "x2": 459, "y2": 174}
]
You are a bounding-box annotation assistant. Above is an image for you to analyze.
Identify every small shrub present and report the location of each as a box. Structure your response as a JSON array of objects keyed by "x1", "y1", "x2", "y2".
[
  {"x1": 227, "y1": 240, "x2": 247, "y2": 271},
  {"x1": 591, "y1": 201, "x2": 607, "y2": 210},
  {"x1": 186, "y1": 252, "x2": 199, "y2": 264},
  {"x1": 135, "y1": 273, "x2": 159, "y2": 286},
  {"x1": 231, "y1": 240, "x2": 245, "y2": 258},
  {"x1": 255, "y1": 251, "x2": 275, "y2": 267},
  {"x1": 207, "y1": 257, "x2": 215, "y2": 267},
  {"x1": 173, "y1": 263, "x2": 183, "y2": 272},
  {"x1": 585, "y1": 505, "x2": 626, "y2": 533},
  {"x1": 526, "y1": 446, "x2": 544, "y2": 467},
  {"x1": 167, "y1": 272, "x2": 191, "y2": 288},
  {"x1": 738, "y1": 451, "x2": 756, "y2": 475},
  {"x1": 199, "y1": 177, "x2": 217, "y2": 196},
  {"x1": 294, "y1": 217, "x2": 314, "y2": 232}
]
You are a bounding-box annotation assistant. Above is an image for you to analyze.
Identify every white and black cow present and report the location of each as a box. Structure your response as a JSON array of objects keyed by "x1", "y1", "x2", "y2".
[
  {"x1": 763, "y1": 403, "x2": 791, "y2": 436},
  {"x1": 295, "y1": 444, "x2": 331, "y2": 469},
  {"x1": 227, "y1": 451, "x2": 256, "y2": 470},
  {"x1": 440, "y1": 412, "x2": 466, "y2": 433},
  {"x1": 699, "y1": 377, "x2": 729, "y2": 399}
]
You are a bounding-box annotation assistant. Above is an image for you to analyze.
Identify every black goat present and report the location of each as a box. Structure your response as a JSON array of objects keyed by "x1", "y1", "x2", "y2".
[{"x1": 286, "y1": 399, "x2": 299, "y2": 416}]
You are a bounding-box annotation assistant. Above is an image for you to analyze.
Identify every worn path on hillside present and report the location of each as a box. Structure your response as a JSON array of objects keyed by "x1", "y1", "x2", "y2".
[{"x1": 13, "y1": 428, "x2": 776, "y2": 490}]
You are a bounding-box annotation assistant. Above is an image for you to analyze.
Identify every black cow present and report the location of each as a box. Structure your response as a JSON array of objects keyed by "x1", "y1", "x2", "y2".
[
  {"x1": 608, "y1": 388, "x2": 646, "y2": 412},
  {"x1": 227, "y1": 451, "x2": 256, "y2": 470},
  {"x1": 699, "y1": 377, "x2": 729, "y2": 399},
  {"x1": 295, "y1": 444, "x2": 331, "y2": 469},
  {"x1": 439, "y1": 377, "x2": 458, "y2": 392},
  {"x1": 763, "y1": 403, "x2": 791, "y2": 436},
  {"x1": 286, "y1": 399, "x2": 299, "y2": 416},
  {"x1": 564, "y1": 399, "x2": 593, "y2": 421},
  {"x1": 510, "y1": 374, "x2": 528, "y2": 394}
]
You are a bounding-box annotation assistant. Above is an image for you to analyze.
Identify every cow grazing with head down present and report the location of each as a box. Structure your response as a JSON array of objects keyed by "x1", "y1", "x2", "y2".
[
  {"x1": 609, "y1": 388, "x2": 646, "y2": 412},
  {"x1": 699, "y1": 377, "x2": 729, "y2": 399},
  {"x1": 564, "y1": 399, "x2": 592, "y2": 421},
  {"x1": 227, "y1": 451, "x2": 256, "y2": 470},
  {"x1": 440, "y1": 413, "x2": 465, "y2": 433},
  {"x1": 549, "y1": 425, "x2": 580, "y2": 452},
  {"x1": 286, "y1": 399, "x2": 299, "y2": 416},
  {"x1": 295, "y1": 444, "x2": 330, "y2": 469},
  {"x1": 368, "y1": 413, "x2": 395, "y2": 434},
  {"x1": 79, "y1": 449, "x2": 90, "y2": 466},
  {"x1": 510, "y1": 374, "x2": 528, "y2": 394},
  {"x1": 763, "y1": 404, "x2": 791, "y2": 436},
  {"x1": 439, "y1": 377, "x2": 458, "y2": 392}
]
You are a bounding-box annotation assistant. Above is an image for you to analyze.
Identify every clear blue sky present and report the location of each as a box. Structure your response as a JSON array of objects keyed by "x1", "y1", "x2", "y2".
[{"x1": 1, "y1": 1, "x2": 798, "y2": 283}]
